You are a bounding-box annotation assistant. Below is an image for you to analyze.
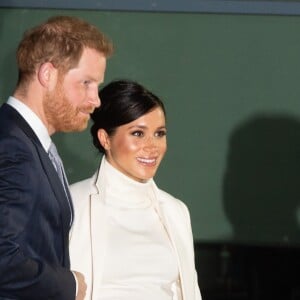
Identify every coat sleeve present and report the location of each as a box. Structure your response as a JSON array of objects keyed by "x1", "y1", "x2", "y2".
[{"x1": 0, "y1": 136, "x2": 76, "y2": 299}]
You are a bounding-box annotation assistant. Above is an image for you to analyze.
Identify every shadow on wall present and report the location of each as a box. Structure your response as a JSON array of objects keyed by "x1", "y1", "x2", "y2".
[{"x1": 223, "y1": 114, "x2": 300, "y2": 246}]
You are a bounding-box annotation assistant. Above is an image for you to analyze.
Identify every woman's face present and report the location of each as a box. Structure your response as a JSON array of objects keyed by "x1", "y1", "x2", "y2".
[{"x1": 100, "y1": 107, "x2": 167, "y2": 182}]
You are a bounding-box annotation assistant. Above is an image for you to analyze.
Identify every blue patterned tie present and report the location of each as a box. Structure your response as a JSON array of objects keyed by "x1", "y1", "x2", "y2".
[{"x1": 48, "y1": 142, "x2": 73, "y2": 225}]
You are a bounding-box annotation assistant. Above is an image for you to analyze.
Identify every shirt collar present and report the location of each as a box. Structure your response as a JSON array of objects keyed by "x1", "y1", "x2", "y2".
[{"x1": 7, "y1": 96, "x2": 52, "y2": 152}]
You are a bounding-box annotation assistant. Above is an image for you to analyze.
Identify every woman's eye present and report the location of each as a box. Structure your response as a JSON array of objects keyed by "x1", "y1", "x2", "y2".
[
  {"x1": 132, "y1": 131, "x2": 143, "y2": 137},
  {"x1": 156, "y1": 130, "x2": 167, "y2": 137},
  {"x1": 83, "y1": 80, "x2": 90, "y2": 86}
]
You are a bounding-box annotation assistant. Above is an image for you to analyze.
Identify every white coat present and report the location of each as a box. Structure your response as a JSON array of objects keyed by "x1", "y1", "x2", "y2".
[{"x1": 69, "y1": 160, "x2": 202, "y2": 300}]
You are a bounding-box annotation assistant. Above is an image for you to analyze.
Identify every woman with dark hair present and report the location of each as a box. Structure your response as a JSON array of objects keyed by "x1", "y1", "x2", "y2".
[{"x1": 69, "y1": 80, "x2": 201, "y2": 300}]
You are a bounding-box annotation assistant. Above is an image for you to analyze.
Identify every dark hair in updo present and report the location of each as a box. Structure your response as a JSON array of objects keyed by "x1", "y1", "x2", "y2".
[{"x1": 91, "y1": 79, "x2": 166, "y2": 154}]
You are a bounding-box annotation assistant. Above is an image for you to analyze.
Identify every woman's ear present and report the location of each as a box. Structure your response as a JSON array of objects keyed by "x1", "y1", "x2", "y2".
[{"x1": 97, "y1": 129, "x2": 110, "y2": 150}]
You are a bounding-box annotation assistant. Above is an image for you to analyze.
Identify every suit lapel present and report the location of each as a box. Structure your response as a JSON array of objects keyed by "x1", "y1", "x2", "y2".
[{"x1": 38, "y1": 148, "x2": 73, "y2": 227}]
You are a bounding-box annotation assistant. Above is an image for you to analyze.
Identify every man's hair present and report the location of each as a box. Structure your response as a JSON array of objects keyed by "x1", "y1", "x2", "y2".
[{"x1": 16, "y1": 15, "x2": 113, "y2": 90}]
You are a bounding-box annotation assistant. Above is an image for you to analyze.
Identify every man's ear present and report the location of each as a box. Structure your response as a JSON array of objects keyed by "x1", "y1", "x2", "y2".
[
  {"x1": 97, "y1": 129, "x2": 110, "y2": 150},
  {"x1": 37, "y1": 62, "x2": 58, "y2": 90}
]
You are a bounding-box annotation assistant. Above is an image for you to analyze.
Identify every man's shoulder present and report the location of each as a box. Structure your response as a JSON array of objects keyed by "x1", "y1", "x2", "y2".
[
  {"x1": 0, "y1": 104, "x2": 13, "y2": 126},
  {"x1": 0, "y1": 104, "x2": 32, "y2": 140}
]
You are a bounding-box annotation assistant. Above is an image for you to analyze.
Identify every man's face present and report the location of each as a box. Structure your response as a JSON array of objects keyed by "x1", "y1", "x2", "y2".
[{"x1": 44, "y1": 48, "x2": 106, "y2": 133}]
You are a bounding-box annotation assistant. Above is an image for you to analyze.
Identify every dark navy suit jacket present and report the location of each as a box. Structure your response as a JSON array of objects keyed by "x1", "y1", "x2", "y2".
[{"x1": 0, "y1": 104, "x2": 75, "y2": 299}]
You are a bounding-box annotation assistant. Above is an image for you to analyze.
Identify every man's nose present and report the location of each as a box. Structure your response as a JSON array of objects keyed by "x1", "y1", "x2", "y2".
[{"x1": 90, "y1": 88, "x2": 101, "y2": 108}]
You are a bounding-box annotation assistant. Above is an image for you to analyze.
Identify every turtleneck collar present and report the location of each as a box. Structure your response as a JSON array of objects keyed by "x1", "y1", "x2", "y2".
[{"x1": 98, "y1": 156, "x2": 157, "y2": 209}]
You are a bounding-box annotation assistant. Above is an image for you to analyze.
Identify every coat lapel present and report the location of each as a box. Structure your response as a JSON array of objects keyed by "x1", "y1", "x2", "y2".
[
  {"x1": 90, "y1": 162, "x2": 108, "y2": 297},
  {"x1": 90, "y1": 194, "x2": 107, "y2": 289},
  {"x1": 153, "y1": 189, "x2": 195, "y2": 300}
]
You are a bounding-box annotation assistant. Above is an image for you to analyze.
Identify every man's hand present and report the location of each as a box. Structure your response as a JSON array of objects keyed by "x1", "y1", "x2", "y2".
[{"x1": 73, "y1": 271, "x2": 87, "y2": 300}]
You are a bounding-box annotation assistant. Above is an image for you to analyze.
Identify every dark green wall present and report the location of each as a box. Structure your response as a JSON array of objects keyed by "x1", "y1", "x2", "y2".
[{"x1": 1, "y1": 8, "x2": 300, "y2": 245}]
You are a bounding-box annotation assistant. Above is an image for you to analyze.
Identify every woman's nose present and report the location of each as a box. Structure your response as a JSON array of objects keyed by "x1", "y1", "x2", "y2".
[{"x1": 144, "y1": 136, "x2": 158, "y2": 149}]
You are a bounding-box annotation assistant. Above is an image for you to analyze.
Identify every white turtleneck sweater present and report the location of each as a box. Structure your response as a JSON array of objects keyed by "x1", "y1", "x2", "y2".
[{"x1": 85, "y1": 157, "x2": 181, "y2": 300}]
